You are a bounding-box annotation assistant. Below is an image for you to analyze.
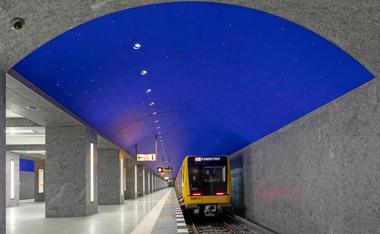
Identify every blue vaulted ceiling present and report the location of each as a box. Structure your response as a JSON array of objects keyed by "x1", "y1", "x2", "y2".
[{"x1": 13, "y1": 2, "x2": 374, "y2": 176}]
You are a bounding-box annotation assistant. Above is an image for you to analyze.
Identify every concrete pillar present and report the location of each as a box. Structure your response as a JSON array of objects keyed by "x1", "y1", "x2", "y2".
[
  {"x1": 0, "y1": 71, "x2": 5, "y2": 234},
  {"x1": 145, "y1": 169, "x2": 149, "y2": 194},
  {"x1": 45, "y1": 125, "x2": 98, "y2": 217},
  {"x1": 5, "y1": 152, "x2": 19, "y2": 207},
  {"x1": 137, "y1": 164, "x2": 144, "y2": 196},
  {"x1": 125, "y1": 158, "x2": 137, "y2": 199},
  {"x1": 34, "y1": 160, "x2": 45, "y2": 202},
  {"x1": 98, "y1": 149, "x2": 124, "y2": 204}
]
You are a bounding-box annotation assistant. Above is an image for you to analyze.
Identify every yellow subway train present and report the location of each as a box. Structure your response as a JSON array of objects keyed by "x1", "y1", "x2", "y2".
[{"x1": 175, "y1": 155, "x2": 232, "y2": 216}]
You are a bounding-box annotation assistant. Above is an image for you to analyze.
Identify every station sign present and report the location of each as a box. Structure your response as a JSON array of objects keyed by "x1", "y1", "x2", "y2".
[
  {"x1": 157, "y1": 167, "x2": 172, "y2": 172},
  {"x1": 137, "y1": 154, "x2": 156, "y2": 161}
]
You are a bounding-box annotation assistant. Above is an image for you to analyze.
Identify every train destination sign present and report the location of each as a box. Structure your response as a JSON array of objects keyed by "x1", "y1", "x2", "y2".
[
  {"x1": 195, "y1": 157, "x2": 220, "y2": 162},
  {"x1": 137, "y1": 154, "x2": 156, "y2": 161},
  {"x1": 157, "y1": 167, "x2": 172, "y2": 172}
]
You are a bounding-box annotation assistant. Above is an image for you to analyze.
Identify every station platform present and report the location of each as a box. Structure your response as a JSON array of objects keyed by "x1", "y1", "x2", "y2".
[{"x1": 6, "y1": 187, "x2": 188, "y2": 234}]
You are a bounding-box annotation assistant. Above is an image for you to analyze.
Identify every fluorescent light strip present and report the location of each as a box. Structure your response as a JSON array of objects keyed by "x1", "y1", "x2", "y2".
[
  {"x1": 120, "y1": 158, "x2": 123, "y2": 196},
  {"x1": 135, "y1": 165, "x2": 137, "y2": 194},
  {"x1": 6, "y1": 130, "x2": 35, "y2": 133},
  {"x1": 11, "y1": 160, "x2": 15, "y2": 199},
  {"x1": 143, "y1": 168, "x2": 145, "y2": 194},
  {"x1": 90, "y1": 143, "x2": 94, "y2": 202}
]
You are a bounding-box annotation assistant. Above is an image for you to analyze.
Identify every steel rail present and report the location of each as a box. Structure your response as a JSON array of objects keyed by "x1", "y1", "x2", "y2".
[
  {"x1": 191, "y1": 223, "x2": 200, "y2": 234},
  {"x1": 223, "y1": 221, "x2": 241, "y2": 234}
]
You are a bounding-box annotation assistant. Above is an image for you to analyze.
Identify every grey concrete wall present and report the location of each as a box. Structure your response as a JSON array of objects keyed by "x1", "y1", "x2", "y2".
[
  {"x1": 125, "y1": 158, "x2": 136, "y2": 199},
  {"x1": 158, "y1": 178, "x2": 167, "y2": 190},
  {"x1": 6, "y1": 152, "x2": 19, "y2": 207},
  {"x1": 98, "y1": 149, "x2": 123, "y2": 205},
  {"x1": 230, "y1": 78, "x2": 380, "y2": 234},
  {"x1": 137, "y1": 165, "x2": 144, "y2": 196},
  {"x1": 20, "y1": 171, "x2": 34, "y2": 200},
  {"x1": 34, "y1": 160, "x2": 45, "y2": 202},
  {"x1": 45, "y1": 125, "x2": 98, "y2": 217},
  {"x1": 0, "y1": 71, "x2": 5, "y2": 234}
]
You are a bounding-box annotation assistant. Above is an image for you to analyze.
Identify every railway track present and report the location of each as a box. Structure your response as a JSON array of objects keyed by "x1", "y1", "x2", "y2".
[{"x1": 187, "y1": 217, "x2": 256, "y2": 234}]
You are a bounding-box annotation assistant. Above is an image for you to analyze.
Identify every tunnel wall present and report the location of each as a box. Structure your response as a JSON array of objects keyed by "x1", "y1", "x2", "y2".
[{"x1": 229, "y1": 78, "x2": 380, "y2": 234}]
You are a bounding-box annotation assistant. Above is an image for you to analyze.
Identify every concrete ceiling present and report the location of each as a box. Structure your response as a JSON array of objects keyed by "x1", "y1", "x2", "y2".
[{"x1": 5, "y1": 73, "x2": 118, "y2": 160}]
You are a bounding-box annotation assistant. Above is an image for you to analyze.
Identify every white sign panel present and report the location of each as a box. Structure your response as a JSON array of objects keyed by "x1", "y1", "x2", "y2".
[{"x1": 38, "y1": 169, "x2": 44, "y2": 193}]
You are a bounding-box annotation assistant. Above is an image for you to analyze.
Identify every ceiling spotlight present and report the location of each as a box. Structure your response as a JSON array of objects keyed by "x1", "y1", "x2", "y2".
[
  {"x1": 141, "y1": 70, "x2": 148, "y2": 75},
  {"x1": 155, "y1": 120, "x2": 158, "y2": 123},
  {"x1": 10, "y1": 18, "x2": 25, "y2": 30},
  {"x1": 150, "y1": 102, "x2": 154, "y2": 106},
  {"x1": 146, "y1": 89, "x2": 152, "y2": 93},
  {"x1": 26, "y1": 106, "x2": 38, "y2": 110},
  {"x1": 133, "y1": 43, "x2": 141, "y2": 49},
  {"x1": 153, "y1": 112, "x2": 157, "y2": 115}
]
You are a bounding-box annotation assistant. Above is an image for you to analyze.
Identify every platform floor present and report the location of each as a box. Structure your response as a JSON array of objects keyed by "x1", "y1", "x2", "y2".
[{"x1": 6, "y1": 187, "x2": 188, "y2": 234}]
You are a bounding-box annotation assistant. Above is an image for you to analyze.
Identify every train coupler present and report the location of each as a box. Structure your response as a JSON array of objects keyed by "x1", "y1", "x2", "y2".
[{"x1": 204, "y1": 205, "x2": 217, "y2": 217}]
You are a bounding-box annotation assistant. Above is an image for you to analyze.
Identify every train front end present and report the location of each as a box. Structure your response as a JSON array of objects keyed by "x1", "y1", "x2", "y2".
[{"x1": 184, "y1": 155, "x2": 232, "y2": 216}]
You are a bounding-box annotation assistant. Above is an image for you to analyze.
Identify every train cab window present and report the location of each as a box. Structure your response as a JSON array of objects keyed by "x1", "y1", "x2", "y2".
[
  {"x1": 203, "y1": 166, "x2": 226, "y2": 183},
  {"x1": 189, "y1": 166, "x2": 200, "y2": 191}
]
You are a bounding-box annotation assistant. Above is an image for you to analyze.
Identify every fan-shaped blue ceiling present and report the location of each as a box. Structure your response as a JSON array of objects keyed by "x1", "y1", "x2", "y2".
[{"x1": 13, "y1": 2, "x2": 374, "y2": 176}]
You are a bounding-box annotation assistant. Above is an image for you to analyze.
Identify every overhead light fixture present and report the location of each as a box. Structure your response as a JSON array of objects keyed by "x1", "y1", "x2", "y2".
[
  {"x1": 10, "y1": 18, "x2": 25, "y2": 30},
  {"x1": 133, "y1": 43, "x2": 141, "y2": 49},
  {"x1": 141, "y1": 70, "x2": 148, "y2": 75},
  {"x1": 155, "y1": 120, "x2": 158, "y2": 123},
  {"x1": 6, "y1": 130, "x2": 35, "y2": 133},
  {"x1": 146, "y1": 89, "x2": 152, "y2": 93},
  {"x1": 152, "y1": 112, "x2": 157, "y2": 115},
  {"x1": 150, "y1": 102, "x2": 154, "y2": 106},
  {"x1": 26, "y1": 106, "x2": 38, "y2": 110}
]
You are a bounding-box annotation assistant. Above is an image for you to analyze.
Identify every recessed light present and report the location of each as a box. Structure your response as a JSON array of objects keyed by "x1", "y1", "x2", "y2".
[
  {"x1": 153, "y1": 112, "x2": 157, "y2": 115},
  {"x1": 133, "y1": 43, "x2": 141, "y2": 49},
  {"x1": 158, "y1": 132, "x2": 161, "y2": 134},
  {"x1": 26, "y1": 106, "x2": 38, "y2": 110},
  {"x1": 146, "y1": 89, "x2": 152, "y2": 93},
  {"x1": 141, "y1": 70, "x2": 148, "y2": 75},
  {"x1": 150, "y1": 102, "x2": 154, "y2": 106},
  {"x1": 155, "y1": 120, "x2": 158, "y2": 123},
  {"x1": 157, "y1": 127, "x2": 160, "y2": 129}
]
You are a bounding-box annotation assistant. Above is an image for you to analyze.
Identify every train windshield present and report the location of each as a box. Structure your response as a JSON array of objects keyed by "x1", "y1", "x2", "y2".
[{"x1": 188, "y1": 156, "x2": 228, "y2": 195}]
